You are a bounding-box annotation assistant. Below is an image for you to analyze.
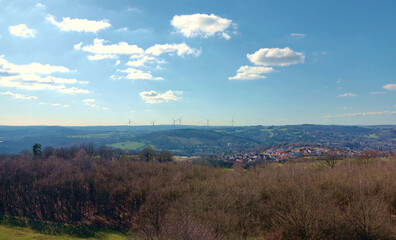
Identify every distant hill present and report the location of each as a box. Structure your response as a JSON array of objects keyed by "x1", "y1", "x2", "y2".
[{"x1": 0, "y1": 125, "x2": 395, "y2": 155}]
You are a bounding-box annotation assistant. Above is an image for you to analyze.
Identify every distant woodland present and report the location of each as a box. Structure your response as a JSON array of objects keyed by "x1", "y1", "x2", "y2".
[{"x1": 1, "y1": 145, "x2": 396, "y2": 239}]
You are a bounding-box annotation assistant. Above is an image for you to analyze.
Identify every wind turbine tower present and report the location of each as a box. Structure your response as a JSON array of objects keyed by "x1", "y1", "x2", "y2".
[
  {"x1": 206, "y1": 119, "x2": 211, "y2": 127},
  {"x1": 172, "y1": 117, "x2": 176, "y2": 127},
  {"x1": 230, "y1": 117, "x2": 235, "y2": 127},
  {"x1": 128, "y1": 118, "x2": 133, "y2": 126},
  {"x1": 150, "y1": 120, "x2": 156, "y2": 127},
  {"x1": 178, "y1": 117, "x2": 182, "y2": 127}
]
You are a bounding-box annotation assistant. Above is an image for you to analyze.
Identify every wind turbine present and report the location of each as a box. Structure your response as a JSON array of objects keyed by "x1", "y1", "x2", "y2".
[
  {"x1": 206, "y1": 119, "x2": 211, "y2": 127},
  {"x1": 128, "y1": 118, "x2": 134, "y2": 126},
  {"x1": 150, "y1": 120, "x2": 156, "y2": 127},
  {"x1": 230, "y1": 117, "x2": 235, "y2": 127},
  {"x1": 172, "y1": 117, "x2": 177, "y2": 127},
  {"x1": 178, "y1": 117, "x2": 182, "y2": 127}
]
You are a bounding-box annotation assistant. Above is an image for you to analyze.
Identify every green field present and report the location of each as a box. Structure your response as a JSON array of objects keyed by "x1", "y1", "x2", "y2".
[
  {"x1": 366, "y1": 133, "x2": 378, "y2": 138},
  {"x1": 69, "y1": 132, "x2": 135, "y2": 139},
  {"x1": 0, "y1": 224, "x2": 128, "y2": 240},
  {"x1": 260, "y1": 128, "x2": 274, "y2": 138},
  {"x1": 107, "y1": 141, "x2": 145, "y2": 150}
]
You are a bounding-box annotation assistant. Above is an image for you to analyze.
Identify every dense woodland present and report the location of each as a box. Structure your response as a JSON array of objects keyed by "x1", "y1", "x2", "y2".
[{"x1": 1, "y1": 145, "x2": 396, "y2": 239}]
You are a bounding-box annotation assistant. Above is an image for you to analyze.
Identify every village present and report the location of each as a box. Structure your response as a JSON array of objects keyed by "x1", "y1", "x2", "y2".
[{"x1": 217, "y1": 146, "x2": 362, "y2": 164}]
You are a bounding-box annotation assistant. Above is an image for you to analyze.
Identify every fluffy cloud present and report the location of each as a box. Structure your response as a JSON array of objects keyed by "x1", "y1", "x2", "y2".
[
  {"x1": 326, "y1": 111, "x2": 396, "y2": 119},
  {"x1": 0, "y1": 55, "x2": 89, "y2": 94},
  {"x1": 126, "y1": 55, "x2": 157, "y2": 67},
  {"x1": 145, "y1": 43, "x2": 201, "y2": 57},
  {"x1": 8, "y1": 24, "x2": 36, "y2": 38},
  {"x1": 247, "y1": 47, "x2": 305, "y2": 66},
  {"x1": 171, "y1": 13, "x2": 233, "y2": 39},
  {"x1": 0, "y1": 57, "x2": 70, "y2": 75},
  {"x1": 75, "y1": 39, "x2": 144, "y2": 56},
  {"x1": 383, "y1": 83, "x2": 396, "y2": 91},
  {"x1": 370, "y1": 91, "x2": 385, "y2": 95},
  {"x1": 46, "y1": 14, "x2": 111, "y2": 33},
  {"x1": 229, "y1": 47, "x2": 304, "y2": 80},
  {"x1": 140, "y1": 90, "x2": 182, "y2": 104},
  {"x1": 338, "y1": 93, "x2": 357, "y2": 97},
  {"x1": 229, "y1": 66, "x2": 275, "y2": 80},
  {"x1": 0, "y1": 91, "x2": 38, "y2": 100},
  {"x1": 119, "y1": 68, "x2": 163, "y2": 80}
]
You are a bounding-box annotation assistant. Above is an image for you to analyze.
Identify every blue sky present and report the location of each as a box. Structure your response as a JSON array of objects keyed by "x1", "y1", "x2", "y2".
[{"x1": 0, "y1": 0, "x2": 395, "y2": 126}]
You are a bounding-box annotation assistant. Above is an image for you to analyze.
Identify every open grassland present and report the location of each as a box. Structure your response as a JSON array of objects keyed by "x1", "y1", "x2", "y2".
[
  {"x1": 69, "y1": 132, "x2": 135, "y2": 139},
  {"x1": 0, "y1": 224, "x2": 128, "y2": 240},
  {"x1": 106, "y1": 141, "x2": 145, "y2": 150},
  {"x1": 260, "y1": 128, "x2": 274, "y2": 138}
]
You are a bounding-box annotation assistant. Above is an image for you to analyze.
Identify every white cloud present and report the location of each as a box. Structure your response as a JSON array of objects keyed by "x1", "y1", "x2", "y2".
[
  {"x1": 87, "y1": 54, "x2": 118, "y2": 61},
  {"x1": 52, "y1": 103, "x2": 61, "y2": 106},
  {"x1": 338, "y1": 93, "x2": 357, "y2": 98},
  {"x1": 145, "y1": 43, "x2": 201, "y2": 57},
  {"x1": 8, "y1": 24, "x2": 36, "y2": 38},
  {"x1": 229, "y1": 66, "x2": 275, "y2": 80},
  {"x1": 383, "y1": 83, "x2": 396, "y2": 91},
  {"x1": 119, "y1": 68, "x2": 163, "y2": 80},
  {"x1": 74, "y1": 42, "x2": 82, "y2": 50},
  {"x1": 140, "y1": 90, "x2": 183, "y2": 104},
  {"x1": 63, "y1": 105, "x2": 70, "y2": 108},
  {"x1": 115, "y1": 60, "x2": 121, "y2": 66},
  {"x1": 46, "y1": 14, "x2": 111, "y2": 33},
  {"x1": 171, "y1": 13, "x2": 233, "y2": 39},
  {"x1": 290, "y1": 33, "x2": 306, "y2": 38},
  {"x1": 0, "y1": 56, "x2": 70, "y2": 74},
  {"x1": 76, "y1": 38, "x2": 144, "y2": 55},
  {"x1": 82, "y1": 98, "x2": 95, "y2": 103},
  {"x1": 0, "y1": 91, "x2": 38, "y2": 100},
  {"x1": 326, "y1": 111, "x2": 396, "y2": 119},
  {"x1": 126, "y1": 55, "x2": 157, "y2": 67},
  {"x1": 247, "y1": 47, "x2": 305, "y2": 66},
  {"x1": 102, "y1": 107, "x2": 109, "y2": 110},
  {"x1": 0, "y1": 56, "x2": 89, "y2": 94}
]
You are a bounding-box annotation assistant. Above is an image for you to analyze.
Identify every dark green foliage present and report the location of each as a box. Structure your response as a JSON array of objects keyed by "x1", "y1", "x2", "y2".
[
  {"x1": 139, "y1": 146, "x2": 157, "y2": 161},
  {"x1": 32, "y1": 143, "x2": 42, "y2": 156}
]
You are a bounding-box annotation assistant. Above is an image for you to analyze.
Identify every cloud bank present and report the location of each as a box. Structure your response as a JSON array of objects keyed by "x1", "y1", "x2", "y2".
[{"x1": 0, "y1": 55, "x2": 89, "y2": 94}]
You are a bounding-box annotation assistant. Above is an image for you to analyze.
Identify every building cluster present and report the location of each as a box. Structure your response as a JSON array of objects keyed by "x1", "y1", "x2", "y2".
[{"x1": 217, "y1": 146, "x2": 362, "y2": 164}]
